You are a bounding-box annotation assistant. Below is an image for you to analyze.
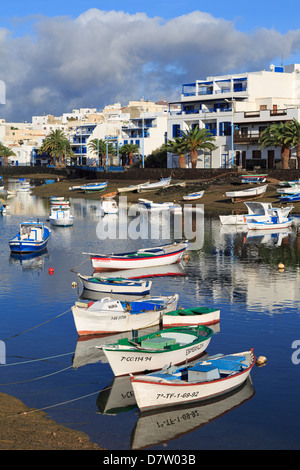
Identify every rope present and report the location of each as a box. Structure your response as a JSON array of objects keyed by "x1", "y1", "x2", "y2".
[
  {"x1": 3, "y1": 308, "x2": 71, "y2": 341},
  {"x1": 0, "y1": 351, "x2": 74, "y2": 367},
  {"x1": 70, "y1": 256, "x2": 89, "y2": 273}
]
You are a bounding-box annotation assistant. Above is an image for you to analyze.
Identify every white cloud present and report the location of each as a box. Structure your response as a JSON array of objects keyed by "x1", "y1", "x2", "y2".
[{"x1": 1, "y1": 8, "x2": 300, "y2": 121}]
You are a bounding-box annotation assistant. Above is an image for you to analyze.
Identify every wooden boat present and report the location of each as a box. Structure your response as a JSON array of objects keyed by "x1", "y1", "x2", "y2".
[
  {"x1": 86, "y1": 241, "x2": 189, "y2": 272},
  {"x1": 118, "y1": 182, "x2": 149, "y2": 194},
  {"x1": 219, "y1": 201, "x2": 293, "y2": 225},
  {"x1": 101, "y1": 325, "x2": 213, "y2": 376},
  {"x1": 92, "y1": 263, "x2": 186, "y2": 279},
  {"x1": 279, "y1": 193, "x2": 300, "y2": 202},
  {"x1": 69, "y1": 185, "x2": 82, "y2": 191},
  {"x1": 71, "y1": 294, "x2": 179, "y2": 336},
  {"x1": 240, "y1": 174, "x2": 267, "y2": 184},
  {"x1": 99, "y1": 195, "x2": 118, "y2": 215},
  {"x1": 225, "y1": 184, "x2": 268, "y2": 203},
  {"x1": 50, "y1": 199, "x2": 70, "y2": 207},
  {"x1": 9, "y1": 220, "x2": 51, "y2": 254},
  {"x1": 183, "y1": 191, "x2": 204, "y2": 201},
  {"x1": 277, "y1": 185, "x2": 300, "y2": 194},
  {"x1": 130, "y1": 350, "x2": 255, "y2": 411},
  {"x1": 80, "y1": 182, "x2": 108, "y2": 193},
  {"x1": 246, "y1": 208, "x2": 294, "y2": 230},
  {"x1": 49, "y1": 206, "x2": 74, "y2": 226},
  {"x1": 77, "y1": 273, "x2": 152, "y2": 295},
  {"x1": 137, "y1": 177, "x2": 171, "y2": 193},
  {"x1": 50, "y1": 196, "x2": 64, "y2": 201},
  {"x1": 163, "y1": 306, "x2": 220, "y2": 327}
]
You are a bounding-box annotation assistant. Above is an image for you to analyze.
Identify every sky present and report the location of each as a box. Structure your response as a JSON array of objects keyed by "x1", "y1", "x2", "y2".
[{"x1": 1, "y1": 0, "x2": 300, "y2": 122}]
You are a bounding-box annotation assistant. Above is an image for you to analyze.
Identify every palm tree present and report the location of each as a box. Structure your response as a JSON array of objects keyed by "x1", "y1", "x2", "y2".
[
  {"x1": 284, "y1": 119, "x2": 300, "y2": 169},
  {"x1": 38, "y1": 129, "x2": 73, "y2": 168},
  {"x1": 180, "y1": 126, "x2": 217, "y2": 169},
  {"x1": 259, "y1": 122, "x2": 291, "y2": 169},
  {"x1": 119, "y1": 143, "x2": 139, "y2": 166},
  {"x1": 165, "y1": 137, "x2": 188, "y2": 168},
  {"x1": 0, "y1": 143, "x2": 16, "y2": 166},
  {"x1": 88, "y1": 138, "x2": 114, "y2": 166}
]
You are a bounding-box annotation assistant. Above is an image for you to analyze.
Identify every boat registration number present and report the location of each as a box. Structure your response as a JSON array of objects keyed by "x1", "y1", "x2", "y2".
[{"x1": 156, "y1": 391, "x2": 200, "y2": 400}]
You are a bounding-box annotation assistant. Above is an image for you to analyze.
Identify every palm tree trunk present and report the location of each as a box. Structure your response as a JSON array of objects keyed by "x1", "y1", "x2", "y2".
[
  {"x1": 4, "y1": 157, "x2": 8, "y2": 167},
  {"x1": 178, "y1": 154, "x2": 186, "y2": 168},
  {"x1": 297, "y1": 144, "x2": 300, "y2": 169},
  {"x1": 190, "y1": 150, "x2": 198, "y2": 169},
  {"x1": 281, "y1": 147, "x2": 290, "y2": 169}
]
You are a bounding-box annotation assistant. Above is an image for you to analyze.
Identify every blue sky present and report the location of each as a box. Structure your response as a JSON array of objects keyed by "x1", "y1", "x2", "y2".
[{"x1": 1, "y1": 1, "x2": 300, "y2": 121}]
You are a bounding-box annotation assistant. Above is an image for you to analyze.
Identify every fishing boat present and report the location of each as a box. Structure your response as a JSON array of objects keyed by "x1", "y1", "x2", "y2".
[
  {"x1": 246, "y1": 208, "x2": 293, "y2": 230},
  {"x1": 101, "y1": 325, "x2": 213, "y2": 377},
  {"x1": 279, "y1": 193, "x2": 300, "y2": 203},
  {"x1": 86, "y1": 241, "x2": 189, "y2": 272},
  {"x1": 9, "y1": 219, "x2": 51, "y2": 254},
  {"x1": 69, "y1": 185, "x2": 82, "y2": 191},
  {"x1": 80, "y1": 182, "x2": 108, "y2": 193},
  {"x1": 49, "y1": 205, "x2": 74, "y2": 227},
  {"x1": 183, "y1": 191, "x2": 204, "y2": 201},
  {"x1": 50, "y1": 196, "x2": 64, "y2": 202},
  {"x1": 99, "y1": 193, "x2": 118, "y2": 215},
  {"x1": 162, "y1": 306, "x2": 220, "y2": 327},
  {"x1": 138, "y1": 199, "x2": 181, "y2": 212},
  {"x1": 137, "y1": 177, "x2": 171, "y2": 193},
  {"x1": 277, "y1": 185, "x2": 300, "y2": 194},
  {"x1": 225, "y1": 184, "x2": 268, "y2": 203},
  {"x1": 130, "y1": 349, "x2": 255, "y2": 411},
  {"x1": 92, "y1": 263, "x2": 186, "y2": 280},
  {"x1": 50, "y1": 199, "x2": 70, "y2": 207},
  {"x1": 71, "y1": 294, "x2": 179, "y2": 336},
  {"x1": 77, "y1": 273, "x2": 152, "y2": 295},
  {"x1": 118, "y1": 182, "x2": 150, "y2": 193},
  {"x1": 240, "y1": 174, "x2": 267, "y2": 184},
  {"x1": 219, "y1": 201, "x2": 293, "y2": 225}
]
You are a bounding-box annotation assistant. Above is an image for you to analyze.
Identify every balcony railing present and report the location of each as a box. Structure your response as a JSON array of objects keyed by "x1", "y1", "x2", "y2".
[{"x1": 233, "y1": 130, "x2": 261, "y2": 143}]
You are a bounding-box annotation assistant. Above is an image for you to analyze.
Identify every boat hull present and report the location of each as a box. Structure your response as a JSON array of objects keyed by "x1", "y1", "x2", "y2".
[
  {"x1": 78, "y1": 274, "x2": 152, "y2": 295},
  {"x1": 247, "y1": 219, "x2": 293, "y2": 230},
  {"x1": 71, "y1": 294, "x2": 179, "y2": 336},
  {"x1": 130, "y1": 350, "x2": 255, "y2": 411},
  {"x1": 102, "y1": 327, "x2": 213, "y2": 376},
  {"x1": 162, "y1": 307, "x2": 220, "y2": 327},
  {"x1": 9, "y1": 225, "x2": 51, "y2": 254}
]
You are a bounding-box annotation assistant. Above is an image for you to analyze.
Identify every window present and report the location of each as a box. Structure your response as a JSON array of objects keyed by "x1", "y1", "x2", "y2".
[
  {"x1": 252, "y1": 150, "x2": 261, "y2": 158},
  {"x1": 172, "y1": 124, "x2": 181, "y2": 138}
]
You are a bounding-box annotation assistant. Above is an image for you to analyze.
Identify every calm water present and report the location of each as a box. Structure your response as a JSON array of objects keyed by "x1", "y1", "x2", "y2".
[{"x1": 0, "y1": 182, "x2": 300, "y2": 450}]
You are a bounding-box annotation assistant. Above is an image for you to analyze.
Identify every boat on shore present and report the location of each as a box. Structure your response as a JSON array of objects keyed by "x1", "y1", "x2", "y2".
[
  {"x1": 101, "y1": 325, "x2": 213, "y2": 376},
  {"x1": 80, "y1": 182, "x2": 108, "y2": 193},
  {"x1": 138, "y1": 198, "x2": 181, "y2": 212},
  {"x1": 279, "y1": 193, "x2": 300, "y2": 202},
  {"x1": 240, "y1": 174, "x2": 267, "y2": 184},
  {"x1": 71, "y1": 294, "x2": 179, "y2": 336},
  {"x1": 118, "y1": 182, "x2": 150, "y2": 193},
  {"x1": 130, "y1": 350, "x2": 255, "y2": 411},
  {"x1": 137, "y1": 177, "x2": 171, "y2": 193},
  {"x1": 9, "y1": 219, "x2": 51, "y2": 254},
  {"x1": 85, "y1": 241, "x2": 189, "y2": 272},
  {"x1": 163, "y1": 306, "x2": 220, "y2": 327},
  {"x1": 183, "y1": 191, "x2": 204, "y2": 201},
  {"x1": 225, "y1": 184, "x2": 268, "y2": 203},
  {"x1": 77, "y1": 273, "x2": 152, "y2": 295}
]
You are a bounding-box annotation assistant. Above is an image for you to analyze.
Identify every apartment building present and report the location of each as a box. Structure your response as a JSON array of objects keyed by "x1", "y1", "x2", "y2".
[{"x1": 167, "y1": 64, "x2": 300, "y2": 169}]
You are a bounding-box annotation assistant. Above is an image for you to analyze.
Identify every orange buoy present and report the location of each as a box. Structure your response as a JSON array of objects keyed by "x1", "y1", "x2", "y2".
[{"x1": 48, "y1": 267, "x2": 54, "y2": 275}]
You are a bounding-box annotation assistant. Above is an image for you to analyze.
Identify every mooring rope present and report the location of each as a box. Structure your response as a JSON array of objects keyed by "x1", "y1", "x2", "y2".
[{"x1": 0, "y1": 351, "x2": 74, "y2": 367}]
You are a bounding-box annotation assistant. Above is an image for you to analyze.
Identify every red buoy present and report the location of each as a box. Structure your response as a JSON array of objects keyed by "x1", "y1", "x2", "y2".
[{"x1": 48, "y1": 267, "x2": 54, "y2": 275}]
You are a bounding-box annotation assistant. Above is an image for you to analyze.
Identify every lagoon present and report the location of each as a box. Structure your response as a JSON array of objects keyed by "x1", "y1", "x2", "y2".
[{"x1": 0, "y1": 185, "x2": 299, "y2": 450}]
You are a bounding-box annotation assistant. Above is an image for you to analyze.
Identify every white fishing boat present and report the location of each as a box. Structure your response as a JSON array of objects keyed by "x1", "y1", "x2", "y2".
[
  {"x1": 246, "y1": 208, "x2": 294, "y2": 230},
  {"x1": 92, "y1": 263, "x2": 186, "y2": 279},
  {"x1": 86, "y1": 241, "x2": 189, "y2": 272},
  {"x1": 137, "y1": 177, "x2": 171, "y2": 193},
  {"x1": 71, "y1": 294, "x2": 179, "y2": 336},
  {"x1": 50, "y1": 199, "x2": 70, "y2": 207},
  {"x1": 162, "y1": 306, "x2": 220, "y2": 327},
  {"x1": 101, "y1": 325, "x2": 213, "y2": 377},
  {"x1": 99, "y1": 192, "x2": 118, "y2": 215},
  {"x1": 50, "y1": 196, "x2": 64, "y2": 201},
  {"x1": 49, "y1": 205, "x2": 74, "y2": 226},
  {"x1": 277, "y1": 184, "x2": 300, "y2": 194},
  {"x1": 240, "y1": 174, "x2": 267, "y2": 184},
  {"x1": 80, "y1": 182, "x2": 108, "y2": 193},
  {"x1": 138, "y1": 198, "x2": 181, "y2": 212},
  {"x1": 183, "y1": 191, "x2": 204, "y2": 201},
  {"x1": 9, "y1": 219, "x2": 51, "y2": 254},
  {"x1": 118, "y1": 182, "x2": 150, "y2": 193},
  {"x1": 219, "y1": 201, "x2": 294, "y2": 225},
  {"x1": 77, "y1": 273, "x2": 152, "y2": 295},
  {"x1": 225, "y1": 184, "x2": 268, "y2": 202},
  {"x1": 130, "y1": 350, "x2": 255, "y2": 411}
]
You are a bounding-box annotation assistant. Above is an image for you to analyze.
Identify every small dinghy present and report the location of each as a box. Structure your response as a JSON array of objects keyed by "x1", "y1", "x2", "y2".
[
  {"x1": 163, "y1": 306, "x2": 220, "y2": 327},
  {"x1": 77, "y1": 273, "x2": 152, "y2": 295}
]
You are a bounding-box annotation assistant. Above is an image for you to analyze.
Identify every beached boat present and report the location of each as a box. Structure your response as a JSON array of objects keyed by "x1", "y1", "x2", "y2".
[
  {"x1": 279, "y1": 193, "x2": 300, "y2": 203},
  {"x1": 225, "y1": 184, "x2": 268, "y2": 202},
  {"x1": 77, "y1": 273, "x2": 152, "y2": 295},
  {"x1": 162, "y1": 306, "x2": 220, "y2": 327},
  {"x1": 69, "y1": 185, "x2": 82, "y2": 191},
  {"x1": 138, "y1": 198, "x2": 181, "y2": 212},
  {"x1": 80, "y1": 182, "x2": 108, "y2": 193},
  {"x1": 246, "y1": 208, "x2": 293, "y2": 230},
  {"x1": 50, "y1": 196, "x2": 64, "y2": 201},
  {"x1": 240, "y1": 174, "x2": 267, "y2": 184},
  {"x1": 137, "y1": 177, "x2": 171, "y2": 193},
  {"x1": 86, "y1": 241, "x2": 189, "y2": 272},
  {"x1": 277, "y1": 185, "x2": 300, "y2": 194},
  {"x1": 118, "y1": 182, "x2": 150, "y2": 194},
  {"x1": 9, "y1": 220, "x2": 51, "y2": 254},
  {"x1": 183, "y1": 191, "x2": 204, "y2": 201},
  {"x1": 130, "y1": 349, "x2": 255, "y2": 411},
  {"x1": 219, "y1": 201, "x2": 293, "y2": 225},
  {"x1": 49, "y1": 205, "x2": 74, "y2": 227},
  {"x1": 50, "y1": 199, "x2": 70, "y2": 207},
  {"x1": 71, "y1": 294, "x2": 179, "y2": 336},
  {"x1": 101, "y1": 325, "x2": 213, "y2": 377}
]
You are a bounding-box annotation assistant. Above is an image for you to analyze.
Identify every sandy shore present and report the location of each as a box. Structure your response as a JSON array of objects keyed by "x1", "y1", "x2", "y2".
[{"x1": 0, "y1": 172, "x2": 297, "y2": 450}]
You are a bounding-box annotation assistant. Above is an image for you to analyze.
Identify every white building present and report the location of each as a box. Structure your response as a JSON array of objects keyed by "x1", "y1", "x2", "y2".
[{"x1": 167, "y1": 64, "x2": 300, "y2": 169}]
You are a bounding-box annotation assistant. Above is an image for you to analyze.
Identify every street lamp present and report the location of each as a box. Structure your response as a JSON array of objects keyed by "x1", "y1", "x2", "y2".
[{"x1": 225, "y1": 98, "x2": 235, "y2": 167}]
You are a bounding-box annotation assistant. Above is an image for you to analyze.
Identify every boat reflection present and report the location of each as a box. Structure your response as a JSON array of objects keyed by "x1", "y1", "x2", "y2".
[
  {"x1": 130, "y1": 377, "x2": 255, "y2": 450},
  {"x1": 9, "y1": 248, "x2": 49, "y2": 272},
  {"x1": 244, "y1": 228, "x2": 292, "y2": 246},
  {"x1": 96, "y1": 375, "x2": 137, "y2": 415}
]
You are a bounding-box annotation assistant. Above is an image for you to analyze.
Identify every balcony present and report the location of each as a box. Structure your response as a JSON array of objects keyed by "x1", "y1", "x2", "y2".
[{"x1": 233, "y1": 130, "x2": 261, "y2": 144}]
